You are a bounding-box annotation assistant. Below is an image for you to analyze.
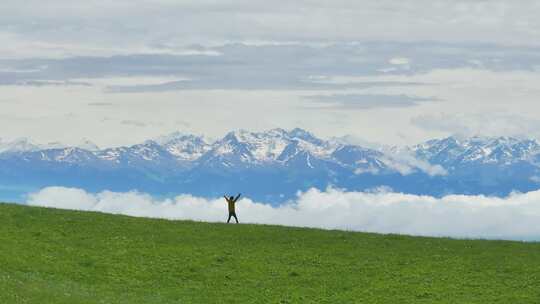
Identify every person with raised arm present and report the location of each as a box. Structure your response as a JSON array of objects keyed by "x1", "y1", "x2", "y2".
[{"x1": 223, "y1": 193, "x2": 241, "y2": 223}]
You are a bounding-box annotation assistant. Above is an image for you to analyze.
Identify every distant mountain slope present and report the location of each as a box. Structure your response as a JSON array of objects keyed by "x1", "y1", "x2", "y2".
[
  {"x1": 410, "y1": 136, "x2": 540, "y2": 195},
  {"x1": 1, "y1": 130, "x2": 540, "y2": 203},
  {"x1": 412, "y1": 136, "x2": 540, "y2": 167}
]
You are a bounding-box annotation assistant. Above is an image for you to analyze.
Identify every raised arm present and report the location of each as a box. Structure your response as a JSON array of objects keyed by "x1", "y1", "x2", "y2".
[
  {"x1": 223, "y1": 195, "x2": 229, "y2": 202},
  {"x1": 234, "y1": 193, "x2": 242, "y2": 202}
]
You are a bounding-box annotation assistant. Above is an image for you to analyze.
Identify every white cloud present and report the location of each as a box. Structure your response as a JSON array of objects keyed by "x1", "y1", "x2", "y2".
[
  {"x1": 305, "y1": 94, "x2": 435, "y2": 109},
  {"x1": 121, "y1": 120, "x2": 147, "y2": 127},
  {"x1": 2, "y1": 1, "x2": 540, "y2": 59},
  {"x1": 389, "y1": 57, "x2": 410, "y2": 65},
  {"x1": 73, "y1": 76, "x2": 191, "y2": 87},
  {"x1": 411, "y1": 112, "x2": 540, "y2": 139},
  {"x1": 0, "y1": 30, "x2": 223, "y2": 59},
  {"x1": 380, "y1": 153, "x2": 447, "y2": 176},
  {"x1": 335, "y1": 137, "x2": 448, "y2": 176},
  {"x1": 27, "y1": 186, "x2": 540, "y2": 241}
]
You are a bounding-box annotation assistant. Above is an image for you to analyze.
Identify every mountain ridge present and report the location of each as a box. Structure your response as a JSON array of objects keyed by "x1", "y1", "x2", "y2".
[{"x1": 1, "y1": 129, "x2": 540, "y2": 203}]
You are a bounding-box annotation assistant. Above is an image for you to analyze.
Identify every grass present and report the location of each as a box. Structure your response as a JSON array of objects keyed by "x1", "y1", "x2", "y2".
[{"x1": 0, "y1": 203, "x2": 540, "y2": 303}]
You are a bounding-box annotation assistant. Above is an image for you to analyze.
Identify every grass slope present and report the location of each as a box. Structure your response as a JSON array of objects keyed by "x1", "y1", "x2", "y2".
[{"x1": 0, "y1": 203, "x2": 540, "y2": 303}]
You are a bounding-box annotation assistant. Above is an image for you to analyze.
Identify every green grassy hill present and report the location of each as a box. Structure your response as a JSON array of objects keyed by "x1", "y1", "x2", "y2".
[{"x1": 1, "y1": 203, "x2": 540, "y2": 303}]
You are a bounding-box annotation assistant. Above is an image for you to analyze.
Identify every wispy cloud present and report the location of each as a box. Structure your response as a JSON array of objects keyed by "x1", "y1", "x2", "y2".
[
  {"x1": 2, "y1": 1, "x2": 540, "y2": 59},
  {"x1": 2, "y1": 42, "x2": 540, "y2": 92},
  {"x1": 411, "y1": 112, "x2": 540, "y2": 138},
  {"x1": 87, "y1": 102, "x2": 113, "y2": 107},
  {"x1": 305, "y1": 94, "x2": 437, "y2": 109},
  {"x1": 27, "y1": 187, "x2": 540, "y2": 241},
  {"x1": 121, "y1": 120, "x2": 146, "y2": 127}
]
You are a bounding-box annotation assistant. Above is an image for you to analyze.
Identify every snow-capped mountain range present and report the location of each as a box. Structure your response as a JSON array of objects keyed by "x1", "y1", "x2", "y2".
[
  {"x1": 1, "y1": 129, "x2": 540, "y2": 203},
  {"x1": 0, "y1": 138, "x2": 99, "y2": 153}
]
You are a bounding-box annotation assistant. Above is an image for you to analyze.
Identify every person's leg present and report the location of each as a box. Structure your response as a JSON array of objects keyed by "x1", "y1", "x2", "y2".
[
  {"x1": 227, "y1": 213, "x2": 232, "y2": 223},
  {"x1": 233, "y1": 213, "x2": 239, "y2": 224}
]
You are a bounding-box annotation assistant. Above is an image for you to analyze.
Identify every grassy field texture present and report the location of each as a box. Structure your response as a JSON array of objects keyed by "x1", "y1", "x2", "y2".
[{"x1": 1, "y1": 203, "x2": 539, "y2": 303}]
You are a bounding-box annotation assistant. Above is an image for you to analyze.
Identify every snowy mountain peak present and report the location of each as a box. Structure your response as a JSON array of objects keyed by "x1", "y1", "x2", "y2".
[
  {"x1": 414, "y1": 135, "x2": 540, "y2": 166},
  {"x1": 46, "y1": 147, "x2": 99, "y2": 163},
  {"x1": 155, "y1": 132, "x2": 211, "y2": 161},
  {"x1": 3, "y1": 130, "x2": 540, "y2": 180},
  {"x1": 3, "y1": 130, "x2": 540, "y2": 203},
  {"x1": 212, "y1": 128, "x2": 335, "y2": 163},
  {"x1": 288, "y1": 128, "x2": 322, "y2": 145},
  {"x1": 155, "y1": 131, "x2": 208, "y2": 144}
]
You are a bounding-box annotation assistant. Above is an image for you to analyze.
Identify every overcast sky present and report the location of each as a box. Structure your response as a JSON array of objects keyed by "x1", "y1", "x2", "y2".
[{"x1": 2, "y1": 0, "x2": 540, "y2": 147}]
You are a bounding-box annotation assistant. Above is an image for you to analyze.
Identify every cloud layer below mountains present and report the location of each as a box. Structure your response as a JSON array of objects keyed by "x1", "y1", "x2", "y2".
[{"x1": 27, "y1": 187, "x2": 540, "y2": 241}]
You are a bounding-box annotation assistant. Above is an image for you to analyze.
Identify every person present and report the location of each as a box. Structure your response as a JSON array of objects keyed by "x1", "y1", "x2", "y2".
[{"x1": 223, "y1": 193, "x2": 241, "y2": 223}]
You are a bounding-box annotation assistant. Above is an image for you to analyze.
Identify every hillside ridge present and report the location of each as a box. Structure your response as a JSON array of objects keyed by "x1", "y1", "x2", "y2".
[{"x1": 1, "y1": 202, "x2": 540, "y2": 303}]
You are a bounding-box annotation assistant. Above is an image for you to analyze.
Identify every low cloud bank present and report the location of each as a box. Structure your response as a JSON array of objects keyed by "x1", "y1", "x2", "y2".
[{"x1": 27, "y1": 187, "x2": 540, "y2": 241}]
